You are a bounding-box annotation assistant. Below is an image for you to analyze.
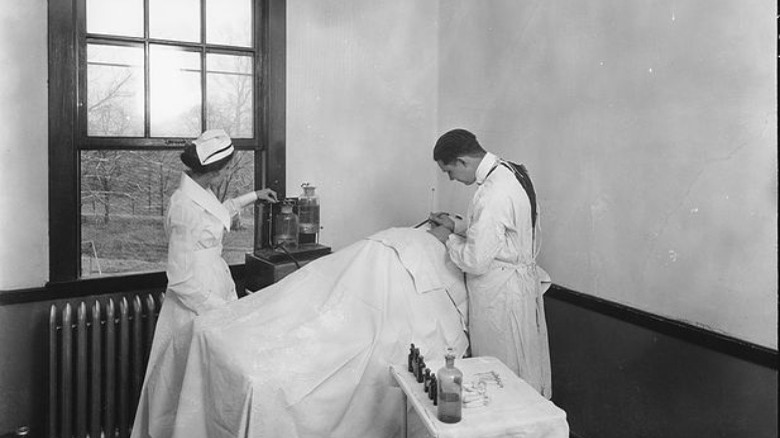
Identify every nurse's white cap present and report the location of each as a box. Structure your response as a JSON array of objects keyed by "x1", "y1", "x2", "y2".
[{"x1": 193, "y1": 129, "x2": 234, "y2": 165}]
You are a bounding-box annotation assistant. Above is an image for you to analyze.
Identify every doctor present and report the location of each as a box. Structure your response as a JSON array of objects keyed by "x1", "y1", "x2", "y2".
[
  {"x1": 427, "y1": 128, "x2": 552, "y2": 399},
  {"x1": 132, "y1": 129, "x2": 277, "y2": 437}
]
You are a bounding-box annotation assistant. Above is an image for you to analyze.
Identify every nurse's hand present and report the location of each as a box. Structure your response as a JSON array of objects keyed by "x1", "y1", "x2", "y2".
[
  {"x1": 429, "y1": 212, "x2": 455, "y2": 232},
  {"x1": 256, "y1": 188, "x2": 278, "y2": 203},
  {"x1": 427, "y1": 225, "x2": 451, "y2": 243}
]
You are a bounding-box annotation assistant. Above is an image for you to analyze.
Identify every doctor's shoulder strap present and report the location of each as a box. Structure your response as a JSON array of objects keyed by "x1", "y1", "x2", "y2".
[{"x1": 499, "y1": 160, "x2": 538, "y2": 231}]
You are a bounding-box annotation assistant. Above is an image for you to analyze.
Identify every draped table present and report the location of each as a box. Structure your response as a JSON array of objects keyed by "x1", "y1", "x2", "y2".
[{"x1": 390, "y1": 356, "x2": 569, "y2": 438}]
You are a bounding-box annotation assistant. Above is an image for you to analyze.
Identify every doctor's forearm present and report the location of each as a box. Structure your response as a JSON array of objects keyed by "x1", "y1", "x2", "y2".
[{"x1": 446, "y1": 238, "x2": 493, "y2": 275}]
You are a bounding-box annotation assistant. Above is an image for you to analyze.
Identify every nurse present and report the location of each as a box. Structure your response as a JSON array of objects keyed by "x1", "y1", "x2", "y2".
[
  {"x1": 427, "y1": 128, "x2": 552, "y2": 399},
  {"x1": 132, "y1": 128, "x2": 277, "y2": 437}
]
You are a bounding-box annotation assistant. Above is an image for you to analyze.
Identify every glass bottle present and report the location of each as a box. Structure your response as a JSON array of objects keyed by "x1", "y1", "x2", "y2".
[
  {"x1": 274, "y1": 200, "x2": 299, "y2": 248},
  {"x1": 297, "y1": 183, "x2": 320, "y2": 244},
  {"x1": 436, "y1": 348, "x2": 463, "y2": 423},
  {"x1": 408, "y1": 344, "x2": 416, "y2": 373}
]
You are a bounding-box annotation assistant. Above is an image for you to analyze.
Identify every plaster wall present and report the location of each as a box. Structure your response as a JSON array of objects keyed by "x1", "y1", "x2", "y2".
[
  {"x1": 286, "y1": 0, "x2": 439, "y2": 249},
  {"x1": 0, "y1": 0, "x2": 441, "y2": 286},
  {"x1": 0, "y1": 0, "x2": 49, "y2": 290},
  {"x1": 436, "y1": 0, "x2": 777, "y2": 348}
]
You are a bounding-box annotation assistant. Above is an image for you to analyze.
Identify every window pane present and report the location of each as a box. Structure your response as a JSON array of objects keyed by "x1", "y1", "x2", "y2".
[
  {"x1": 206, "y1": 0, "x2": 252, "y2": 47},
  {"x1": 207, "y1": 53, "x2": 253, "y2": 138},
  {"x1": 215, "y1": 151, "x2": 256, "y2": 264},
  {"x1": 149, "y1": 0, "x2": 200, "y2": 42},
  {"x1": 87, "y1": 0, "x2": 143, "y2": 37},
  {"x1": 80, "y1": 150, "x2": 178, "y2": 277},
  {"x1": 150, "y1": 46, "x2": 202, "y2": 137},
  {"x1": 81, "y1": 150, "x2": 255, "y2": 277},
  {"x1": 87, "y1": 44, "x2": 145, "y2": 137}
]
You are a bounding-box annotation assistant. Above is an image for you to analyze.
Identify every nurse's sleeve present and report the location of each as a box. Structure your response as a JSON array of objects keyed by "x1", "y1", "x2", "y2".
[
  {"x1": 223, "y1": 191, "x2": 258, "y2": 218},
  {"x1": 445, "y1": 192, "x2": 509, "y2": 275},
  {"x1": 165, "y1": 204, "x2": 227, "y2": 315}
]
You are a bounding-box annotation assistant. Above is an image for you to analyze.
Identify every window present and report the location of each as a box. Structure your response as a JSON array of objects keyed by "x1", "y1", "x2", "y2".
[{"x1": 49, "y1": 0, "x2": 286, "y2": 283}]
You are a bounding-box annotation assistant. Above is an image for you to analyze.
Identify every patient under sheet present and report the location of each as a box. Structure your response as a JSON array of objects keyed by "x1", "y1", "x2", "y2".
[{"x1": 137, "y1": 227, "x2": 469, "y2": 438}]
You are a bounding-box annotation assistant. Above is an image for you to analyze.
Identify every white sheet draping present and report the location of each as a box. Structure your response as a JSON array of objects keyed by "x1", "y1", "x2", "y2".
[{"x1": 134, "y1": 227, "x2": 469, "y2": 438}]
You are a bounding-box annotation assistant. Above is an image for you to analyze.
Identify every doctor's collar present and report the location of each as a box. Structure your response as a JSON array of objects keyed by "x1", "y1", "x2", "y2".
[{"x1": 475, "y1": 153, "x2": 499, "y2": 185}]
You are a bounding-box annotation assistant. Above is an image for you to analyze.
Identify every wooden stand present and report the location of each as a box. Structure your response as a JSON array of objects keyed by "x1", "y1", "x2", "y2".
[{"x1": 245, "y1": 244, "x2": 331, "y2": 292}]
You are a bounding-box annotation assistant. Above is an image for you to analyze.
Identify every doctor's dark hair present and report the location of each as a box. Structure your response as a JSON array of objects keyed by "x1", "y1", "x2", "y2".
[
  {"x1": 180, "y1": 144, "x2": 234, "y2": 175},
  {"x1": 433, "y1": 129, "x2": 486, "y2": 164}
]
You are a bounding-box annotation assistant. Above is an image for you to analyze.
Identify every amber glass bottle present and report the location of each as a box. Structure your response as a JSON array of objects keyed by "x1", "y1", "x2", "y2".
[{"x1": 436, "y1": 348, "x2": 463, "y2": 423}]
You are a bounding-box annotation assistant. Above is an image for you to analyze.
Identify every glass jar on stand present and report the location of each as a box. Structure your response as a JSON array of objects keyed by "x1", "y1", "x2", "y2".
[
  {"x1": 273, "y1": 200, "x2": 299, "y2": 248},
  {"x1": 297, "y1": 183, "x2": 320, "y2": 245}
]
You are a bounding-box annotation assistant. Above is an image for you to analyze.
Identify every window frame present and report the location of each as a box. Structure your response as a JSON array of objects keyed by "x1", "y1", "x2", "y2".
[{"x1": 48, "y1": 0, "x2": 286, "y2": 284}]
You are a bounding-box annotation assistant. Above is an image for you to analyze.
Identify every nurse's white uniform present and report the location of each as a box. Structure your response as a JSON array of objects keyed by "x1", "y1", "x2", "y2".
[
  {"x1": 131, "y1": 172, "x2": 256, "y2": 438},
  {"x1": 446, "y1": 152, "x2": 552, "y2": 399}
]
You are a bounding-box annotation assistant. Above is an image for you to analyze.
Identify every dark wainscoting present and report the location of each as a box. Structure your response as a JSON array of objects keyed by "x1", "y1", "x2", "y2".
[
  {"x1": 0, "y1": 268, "x2": 246, "y2": 434},
  {"x1": 0, "y1": 289, "x2": 165, "y2": 435},
  {"x1": 545, "y1": 285, "x2": 778, "y2": 438},
  {"x1": 1, "y1": 280, "x2": 776, "y2": 436}
]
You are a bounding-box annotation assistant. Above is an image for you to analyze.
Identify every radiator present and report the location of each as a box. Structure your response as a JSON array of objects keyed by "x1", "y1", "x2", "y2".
[{"x1": 48, "y1": 292, "x2": 164, "y2": 438}]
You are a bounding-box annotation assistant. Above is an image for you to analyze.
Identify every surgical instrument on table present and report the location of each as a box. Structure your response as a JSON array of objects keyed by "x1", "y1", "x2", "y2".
[{"x1": 414, "y1": 218, "x2": 432, "y2": 229}]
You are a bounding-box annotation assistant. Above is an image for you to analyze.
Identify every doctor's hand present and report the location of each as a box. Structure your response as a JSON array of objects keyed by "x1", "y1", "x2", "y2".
[
  {"x1": 255, "y1": 188, "x2": 278, "y2": 203},
  {"x1": 427, "y1": 225, "x2": 452, "y2": 244},
  {"x1": 428, "y1": 212, "x2": 455, "y2": 232}
]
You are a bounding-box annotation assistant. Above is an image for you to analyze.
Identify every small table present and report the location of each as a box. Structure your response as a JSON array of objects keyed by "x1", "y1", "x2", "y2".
[{"x1": 389, "y1": 356, "x2": 569, "y2": 438}]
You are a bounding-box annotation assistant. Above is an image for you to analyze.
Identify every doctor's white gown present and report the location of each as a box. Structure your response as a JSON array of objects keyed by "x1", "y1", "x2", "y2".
[{"x1": 446, "y1": 153, "x2": 552, "y2": 399}]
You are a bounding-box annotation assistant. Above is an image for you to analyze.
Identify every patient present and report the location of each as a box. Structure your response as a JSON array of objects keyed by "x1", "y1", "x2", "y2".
[{"x1": 133, "y1": 227, "x2": 469, "y2": 438}]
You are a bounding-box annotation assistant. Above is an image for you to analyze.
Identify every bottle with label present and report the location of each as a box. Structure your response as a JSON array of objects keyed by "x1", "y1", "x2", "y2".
[
  {"x1": 297, "y1": 183, "x2": 320, "y2": 244},
  {"x1": 436, "y1": 348, "x2": 463, "y2": 423}
]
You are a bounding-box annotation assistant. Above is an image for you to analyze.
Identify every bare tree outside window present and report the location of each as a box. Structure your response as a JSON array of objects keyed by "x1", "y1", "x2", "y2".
[
  {"x1": 80, "y1": 150, "x2": 253, "y2": 276},
  {"x1": 87, "y1": 44, "x2": 144, "y2": 137},
  {"x1": 207, "y1": 53, "x2": 253, "y2": 138}
]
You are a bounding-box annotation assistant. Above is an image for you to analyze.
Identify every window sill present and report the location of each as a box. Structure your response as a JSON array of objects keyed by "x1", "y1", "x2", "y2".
[{"x1": 0, "y1": 264, "x2": 246, "y2": 305}]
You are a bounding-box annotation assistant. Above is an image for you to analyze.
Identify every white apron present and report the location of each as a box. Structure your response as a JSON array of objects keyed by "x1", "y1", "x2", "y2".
[
  {"x1": 132, "y1": 173, "x2": 242, "y2": 438},
  {"x1": 467, "y1": 260, "x2": 552, "y2": 399}
]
